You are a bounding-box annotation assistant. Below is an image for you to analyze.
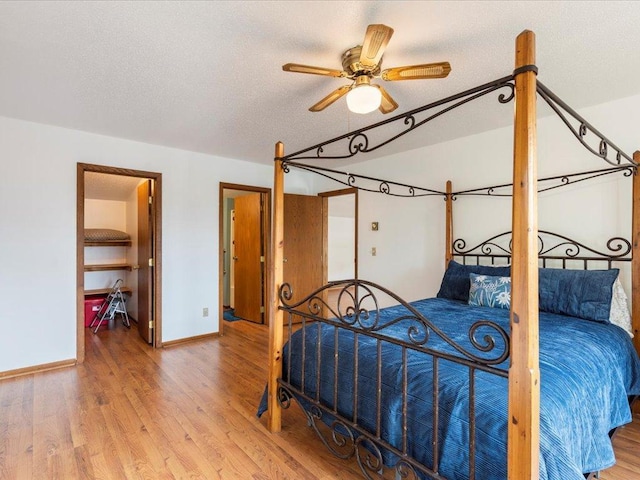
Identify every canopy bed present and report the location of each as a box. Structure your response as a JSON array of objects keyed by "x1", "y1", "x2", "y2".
[{"x1": 261, "y1": 31, "x2": 640, "y2": 480}]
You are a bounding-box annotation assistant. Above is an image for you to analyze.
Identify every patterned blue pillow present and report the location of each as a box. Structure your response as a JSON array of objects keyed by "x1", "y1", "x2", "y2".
[
  {"x1": 437, "y1": 260, "x2": 511, "y2": 302},
  {"x1": 468, "y1": 274, "x2": 511, "y2": 309}
]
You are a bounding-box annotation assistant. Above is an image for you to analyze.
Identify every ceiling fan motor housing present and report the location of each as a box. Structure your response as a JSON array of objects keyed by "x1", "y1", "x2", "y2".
[{"x1": 342, "y1": 46, "x2": 381, "y2": 77}]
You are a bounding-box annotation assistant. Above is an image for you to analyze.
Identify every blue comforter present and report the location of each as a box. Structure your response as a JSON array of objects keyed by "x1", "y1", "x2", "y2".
[{"x1": 258, "y1": 297, "x2": 640, "y2": 479}]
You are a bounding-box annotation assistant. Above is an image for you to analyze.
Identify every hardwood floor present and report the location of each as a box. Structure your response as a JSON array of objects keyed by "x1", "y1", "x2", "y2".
[
  {"x1": 600, "y1": 412, "x2": 640, "y2": 480},
  {"x1": 0, "y1": 319, "x2": 638, "y2": 479}
]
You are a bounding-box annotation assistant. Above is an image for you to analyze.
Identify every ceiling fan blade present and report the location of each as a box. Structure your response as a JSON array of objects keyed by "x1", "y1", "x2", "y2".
[
  {"x1": 282, "y1": 63, "x2": 345, "y2": 77},
  {"x1": 309, "y1": 85, "x2": 351, "y2": 112},
  {"x1": 381, "y1": 62, "x2": 452, "y2": 81},
  {"x1": 360, "y1": 24, "x2": 394, "y2": 69},
  {"x1": 374, "y1": 85, "x2": 398, "y2": 114}
]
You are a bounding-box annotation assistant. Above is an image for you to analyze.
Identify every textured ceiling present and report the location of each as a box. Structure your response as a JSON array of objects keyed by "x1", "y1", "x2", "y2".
[
  {"x1": 85, "y1": 172, "x2": 144, "y2": 201},
  {"x1": 1, "y1": 1, "x2": 639, "y2": 166}
]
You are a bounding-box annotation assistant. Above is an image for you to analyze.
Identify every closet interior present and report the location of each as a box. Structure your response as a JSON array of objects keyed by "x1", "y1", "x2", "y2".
[{"x1": 83, "y1": 172, "x2": 143, "y2": 329}]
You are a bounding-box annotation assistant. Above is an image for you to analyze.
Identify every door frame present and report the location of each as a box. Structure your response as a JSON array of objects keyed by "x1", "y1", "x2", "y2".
[
  {"x1": 77, "y1": 163, "x2": 163, "y2": 362},
  {"x1": 318, "y1": 187, "x2": 359, "y2": 284},
  {"x1": 219, "y1": 183, "x2": 271, "y2": 334}
]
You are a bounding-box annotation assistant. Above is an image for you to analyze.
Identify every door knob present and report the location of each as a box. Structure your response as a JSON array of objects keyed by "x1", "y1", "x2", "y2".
[{"x1": 233, "y1": 256, "x2": 239, "y2": 261}]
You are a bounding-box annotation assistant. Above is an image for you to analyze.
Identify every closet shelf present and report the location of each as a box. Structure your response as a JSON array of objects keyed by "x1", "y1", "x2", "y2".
[
  {"x1": 84, "y1": 263, "x2": 133, "y2": 272},
  {"x1": 85, "y1": 287, "x2": 132, "y2": 296},
  {"x1": 85, "y1": 240, "x2": 132, "y2": 247}
]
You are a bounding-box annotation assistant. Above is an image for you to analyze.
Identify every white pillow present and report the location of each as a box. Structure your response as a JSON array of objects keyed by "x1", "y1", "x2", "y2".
[{"x1": 610, "y1": 277, "x2": 633, "y2": 337}]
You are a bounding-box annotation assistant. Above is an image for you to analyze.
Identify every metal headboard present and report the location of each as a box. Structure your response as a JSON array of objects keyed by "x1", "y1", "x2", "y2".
[{"x1": 452, "y1": 230, "x2": 632, "y2": 269}]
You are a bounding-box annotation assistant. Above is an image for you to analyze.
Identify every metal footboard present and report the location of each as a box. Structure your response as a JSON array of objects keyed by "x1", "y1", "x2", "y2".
[{"x1": 276, "y1": 279, "x2": 510, "y2": 480}]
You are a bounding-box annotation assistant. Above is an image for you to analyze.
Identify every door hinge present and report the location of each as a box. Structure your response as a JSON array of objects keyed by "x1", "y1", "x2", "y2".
[
  {"x1": 148, "y1": 258, "x2": 154, "y2": 267},
  {"x1": 260, "y1": 256, "x2": 265, "y2": 263},
  {"x1": 149, "y1": 320, "x2": 154, "y2": 329},
  {"x1": 148, "y1": 196, "x2": 153, "y2": 204},
  {"x1": 260, "y1": 306, "x2": 265, "y2": 313}
]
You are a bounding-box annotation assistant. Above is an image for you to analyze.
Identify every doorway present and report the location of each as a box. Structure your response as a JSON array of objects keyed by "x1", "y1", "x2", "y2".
[
  {"x1": 319, "y1": 188, "x2": 358, "y2": 312},
  {"x1": 219, "y1": 183, "x2": 271, "y2": 334},
  {"x1": 76, "y1": 163, "x2": 162, "y2": 363}
]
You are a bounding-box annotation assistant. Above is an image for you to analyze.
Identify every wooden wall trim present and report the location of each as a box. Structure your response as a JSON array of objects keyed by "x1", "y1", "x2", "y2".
[
  {"x1": 153, "y1": 173, "x2": 163, "y2": 348},
  {"x1": 508, "y1": 29, "x2": 540, "y2": 480},
  {"x1": 77, "y1": 164, "x2": 86, "y2": 363},
  {"x1": 162, "y1": 332, "x2": 220, "y2": 348},
  {"x1": 317, "y1": 187, "x2": 357, "y2": 198},
  {"x1": 0, "y1": 359, "x2": 76, "y2": 380}
]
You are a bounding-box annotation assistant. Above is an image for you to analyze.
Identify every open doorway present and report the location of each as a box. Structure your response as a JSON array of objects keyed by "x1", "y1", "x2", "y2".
[
  {"x1": 319, "y1": 188, "x2": 358, "y2": 311},
  {"x1": 219, "y1": 183, "x2": 271, "y2": 334},
  {"x1": 76, "y1": 163, "x2": 162, "y2": 363}
]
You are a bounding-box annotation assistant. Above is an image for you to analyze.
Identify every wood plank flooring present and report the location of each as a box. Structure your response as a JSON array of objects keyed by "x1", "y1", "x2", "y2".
[{"x1": 0, "y1": 319, "x2": 637, "y2": 479}]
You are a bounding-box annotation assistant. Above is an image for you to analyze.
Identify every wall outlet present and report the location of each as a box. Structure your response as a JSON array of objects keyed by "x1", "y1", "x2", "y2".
[{"x1": 203, "y1": 307, "x2": 209, "y2": 317}]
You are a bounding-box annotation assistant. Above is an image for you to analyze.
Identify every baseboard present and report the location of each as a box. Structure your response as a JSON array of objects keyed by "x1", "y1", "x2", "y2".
[
  {"x1": 162, "y1": 332, "x2": 220, "y2": 348},
  {"x1": 0, "y1": 358, "x2": 76, "y2": 380}
]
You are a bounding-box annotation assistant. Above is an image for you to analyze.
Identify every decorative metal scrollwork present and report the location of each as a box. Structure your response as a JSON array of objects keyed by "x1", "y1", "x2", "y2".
[
  {"x1": 278, "y1": 279, "x2": 510, "y2": 366},
  {"x1": 470, "y1": 321, "x2": 510, "y2": 365},
  {"x1": 277, "y1": 385, "x2": 293, "y2": 409},
  {"x1": 451, "y1": 166, "x2": 633, "y2": 198},
  {"x1": 453, "y1": 235, "x2": 512, "y2": 257},
  {"x1": 349, "y1": 133, "x2": 369, "y2": 155},
  {"x1": 355, "y1": 437, "x2": 384, "y2": 479},
  {"x1": 279, "y1": 75, "x2": 515, "y2": 164},
  {"x1": 278, "y1": 382, "x2": 445, "y2": 480},
  {"x1": 306, "y1": 404, "x2": 356, "y2": 460},
  {"x1": 497, "y1": 82, "x2": 515, "y2": 103},
  {"x1": 453, "y1": 230, "x2": 632, "y2": 261},
  {"x1": 282, "y1": 161, "x2": 445, "y2": 198},
  {"x1": 537, "y1": 81, "x2": 635, "y2": 167},
  {"x1": 279, "y1": 384, "x2": 437, "y2": 480}
]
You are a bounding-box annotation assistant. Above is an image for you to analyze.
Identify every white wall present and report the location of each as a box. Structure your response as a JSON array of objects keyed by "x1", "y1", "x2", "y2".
[
  {"x1": 0, "y1": 115, "x2": 311, "y2": 373},
  {"x1": 327, "y1": 216, "x2": 355, "y2": 280},
  {"x1": 85, "y1": 199, "x2": 127, "y2": 230},
  {"x1": 327, "y1": 194, "x2": 356, "y2": 281}
]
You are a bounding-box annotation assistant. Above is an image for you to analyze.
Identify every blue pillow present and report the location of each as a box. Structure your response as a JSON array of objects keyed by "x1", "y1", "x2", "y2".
[
  {"x1": 468, "y1": 274, "x2": 511, "y2": 309},
  {"x1": 538, "y1": 268, "x2": 619, "y2": 322},
  {"x1": 437, "y1": 260, "x2": 511, "y2": 302}
]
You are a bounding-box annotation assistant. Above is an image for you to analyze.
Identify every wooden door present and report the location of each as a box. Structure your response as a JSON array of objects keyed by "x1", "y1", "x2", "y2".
[
  {"x1": 137, "y1": 180, "x2": 154, "y2": 344},
  {"x1": 234, "y1": 193, "x2": 264, "y2": 323},
  {"x1": 283, "y1": 194, "x2": 324, "y2": 313}
]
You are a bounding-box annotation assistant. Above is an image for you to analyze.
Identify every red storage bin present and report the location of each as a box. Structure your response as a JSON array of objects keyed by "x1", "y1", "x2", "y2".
[{"x1": 84, "y1": 296, "x2": 106, "y2": 327}]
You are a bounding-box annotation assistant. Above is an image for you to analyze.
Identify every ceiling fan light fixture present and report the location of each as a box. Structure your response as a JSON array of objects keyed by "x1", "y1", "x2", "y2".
[
  {"x1": 282, "y1": 24, "x2": 450, "y2": 114},
  {"x1": 346, "y1": 78, "x2": 382, "y2": 114}
]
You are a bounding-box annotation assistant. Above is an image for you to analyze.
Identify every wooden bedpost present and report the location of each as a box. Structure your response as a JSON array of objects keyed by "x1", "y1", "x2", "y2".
[
  {"x1": 632, "y1": 151, "x2": 640, "y2": 358},
  {"x1": 508, "y1": 30, "x2": 540, "y2": 480},
  {"x1": 268, "y1": 141, "x2": 285, "y2": 432},
  {"x1": 445, "y1": 180, "x2": 453, "y2": 267}
]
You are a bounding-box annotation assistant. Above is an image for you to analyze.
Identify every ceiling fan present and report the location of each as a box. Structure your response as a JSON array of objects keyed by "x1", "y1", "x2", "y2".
[{"x1": 283, "y1": 24, "x2": 451, "y2": 114}]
